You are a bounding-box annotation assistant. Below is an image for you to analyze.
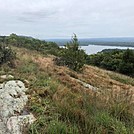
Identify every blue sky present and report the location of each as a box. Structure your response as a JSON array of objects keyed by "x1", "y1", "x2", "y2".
[{"x1": 0, "y1": 0, "x2": 134, "y2": 39}]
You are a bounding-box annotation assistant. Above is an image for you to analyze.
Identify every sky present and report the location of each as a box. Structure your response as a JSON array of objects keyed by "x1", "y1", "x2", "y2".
[{"x1": 0, "y1": 0, "x2": 134, "y2": 39}]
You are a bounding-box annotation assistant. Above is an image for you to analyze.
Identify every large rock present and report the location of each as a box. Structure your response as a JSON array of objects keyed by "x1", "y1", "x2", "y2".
[{"x1": 0, "y1": 80, "x2": 36, "y2": 134}]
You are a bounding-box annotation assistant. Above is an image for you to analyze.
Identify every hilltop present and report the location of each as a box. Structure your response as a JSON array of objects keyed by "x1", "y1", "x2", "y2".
[{"x1": 0, "y1": 35, "x2": 134, "y2": 134}]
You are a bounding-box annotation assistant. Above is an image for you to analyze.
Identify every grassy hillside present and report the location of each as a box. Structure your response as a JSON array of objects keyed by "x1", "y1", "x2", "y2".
[{"x1": 0, "y1": 46, "x2": 134, "y2": 134}]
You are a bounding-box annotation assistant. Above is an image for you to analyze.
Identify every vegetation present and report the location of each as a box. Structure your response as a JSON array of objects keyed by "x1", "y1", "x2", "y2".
[
  {"x1": 0, "y1": 43, "x2": 16, "y2": 66},
  {"x1": 0, "y1": 34, "x2": 134, "y2": 134},
  {"x1": 108, "y1": 71, "x2": 134, "y2": 86},
  {"x1": 55, "y1": 34, "x2": 86, "y2": 71},
  {"x1": 86, "y1": 49, "x2": 134, "y2": 77},
  {"x1": 0, "y1": 33, "x2": 60, "y2": 56}
]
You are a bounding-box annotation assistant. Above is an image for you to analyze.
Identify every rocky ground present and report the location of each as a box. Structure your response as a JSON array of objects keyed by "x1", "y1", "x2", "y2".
[{"x1": 0, "y1": 78, "x2": 35, "y2": 134}]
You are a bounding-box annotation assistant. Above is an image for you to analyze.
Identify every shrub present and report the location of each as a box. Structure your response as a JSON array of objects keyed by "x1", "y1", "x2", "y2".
[
  {"x1": 0, "y1": 43, "x2": 16, "y2": 66},
  {"x1": 55, "y1": 34, "x2": 87, "y2": 71}
]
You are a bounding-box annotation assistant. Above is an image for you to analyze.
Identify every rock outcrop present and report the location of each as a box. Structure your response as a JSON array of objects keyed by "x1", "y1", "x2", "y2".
[
  {"x1": 71, "y1": 77, "x2": 98, "y2": 91},
  {"x1": 0, "y1": 80, "x2": 35, "y2": 134}
]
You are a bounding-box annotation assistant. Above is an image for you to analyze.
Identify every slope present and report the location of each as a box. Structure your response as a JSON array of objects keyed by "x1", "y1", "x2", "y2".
[{"x1": 0, "y1": 46, "x2": 134, "y2": 134}]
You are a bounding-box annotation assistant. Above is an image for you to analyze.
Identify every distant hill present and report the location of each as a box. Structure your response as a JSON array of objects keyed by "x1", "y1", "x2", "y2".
[
  {"x1": 81, "y1": 37, "x2": 134, "y2": 42},
  {"x1": 45, "y1": 37, "x2": 134, "y2": 47}
]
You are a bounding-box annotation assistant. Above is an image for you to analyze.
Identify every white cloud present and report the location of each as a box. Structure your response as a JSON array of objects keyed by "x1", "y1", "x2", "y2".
[{"x1": 0, "y1": 0, "x2": 134, "y2": 38}]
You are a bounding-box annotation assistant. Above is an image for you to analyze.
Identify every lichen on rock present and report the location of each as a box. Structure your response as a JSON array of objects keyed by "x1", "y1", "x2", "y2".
[{"x1": 0, "y1": 80, "x2": 36, "y2": 134}]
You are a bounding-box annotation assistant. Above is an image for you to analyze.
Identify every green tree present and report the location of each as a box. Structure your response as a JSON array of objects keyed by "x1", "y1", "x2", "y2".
[
  {"x1": 0, "y1": 43, "x2": 16, "y2": 65},
  {"x1": 119, "y1": 62, "x2": 134, "y2": 75},
  {"x1": 122, "y1": 49, "x2": 134, "y2": 63},
  {"x1": 119, "y1": 49, "x2": 134, "y2": 75},
  {"x1": 58, "y1": 34, "x2": 86, "y2": 71}
]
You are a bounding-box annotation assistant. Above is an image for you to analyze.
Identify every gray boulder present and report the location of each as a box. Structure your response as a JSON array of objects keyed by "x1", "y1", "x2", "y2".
[{"x1": 0, "y1": 80, "x2": 35, "y2": 134}]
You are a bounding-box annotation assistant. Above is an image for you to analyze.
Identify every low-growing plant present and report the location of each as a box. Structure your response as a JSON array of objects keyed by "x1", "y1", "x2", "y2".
[
  {"x1": 108, "y1": 72, "x2": 134, "y2": 86},
  {"x1": 0, "y1": 43, "x2": 16, "y2": 66},
  {"x1": 95, "y1": 112, "x2": 127, "y2": 134},
  {"x1": 47, "y1": 120, "x2": 79, "y2": 134},
  {"x1": 19, "y1": 62, "x2": 38, "y2": 74}
]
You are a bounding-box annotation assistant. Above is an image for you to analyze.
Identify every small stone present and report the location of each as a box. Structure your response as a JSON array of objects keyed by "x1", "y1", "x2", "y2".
[
  {"x1": 0, "y1": 75, "x2": 7, "y2": 79},
  {"x1": 0, "y1": 75, "x2": 14, "y2": 80},
  {"x1": 7, "y1": 75, "x2": 14, "y2": 79}
]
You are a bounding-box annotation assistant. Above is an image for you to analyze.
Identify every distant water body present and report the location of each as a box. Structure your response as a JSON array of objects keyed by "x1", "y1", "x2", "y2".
[{"x1": 81, "y1": 45, "x2": 134, "y2": 55}]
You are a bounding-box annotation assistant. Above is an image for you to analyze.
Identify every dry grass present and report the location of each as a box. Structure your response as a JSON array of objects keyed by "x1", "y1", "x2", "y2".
[
  {"x1": 1, "y1": 46, "x2": 134, "y2": 134},
  {"x1": 12, "y1": 46, "x2": 134, "y2": 100}
]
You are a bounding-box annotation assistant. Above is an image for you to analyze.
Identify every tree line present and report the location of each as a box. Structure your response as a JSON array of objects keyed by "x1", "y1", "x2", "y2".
[
  {"x1": 0, "y1": 33, "x2": 60, "y2": 55},
  {"x1": 86, "y1": 49, "x2": 134, "y2": 76}
]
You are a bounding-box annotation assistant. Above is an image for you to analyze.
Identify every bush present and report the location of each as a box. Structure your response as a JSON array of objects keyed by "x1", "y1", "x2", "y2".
[
  {"x1": 119, "y1": 62, "x2": 134, "y2": 75},
  {"x1": 55, "y1": 34, "x2": 87, "y2": 71},
  {"x1": 0, "y1": 44, "x2": 16, "y2": 66}
]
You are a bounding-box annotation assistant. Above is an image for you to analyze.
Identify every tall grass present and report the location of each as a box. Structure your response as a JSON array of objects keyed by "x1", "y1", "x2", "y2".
[{"x1": 51, "y1": 89, "x2": 134, "y2": 134}]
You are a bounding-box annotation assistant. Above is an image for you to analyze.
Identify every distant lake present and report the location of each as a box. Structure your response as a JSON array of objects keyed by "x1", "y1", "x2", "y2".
[{"x1": 81, "y1": 45, "x2": 134, "y2": 55}]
